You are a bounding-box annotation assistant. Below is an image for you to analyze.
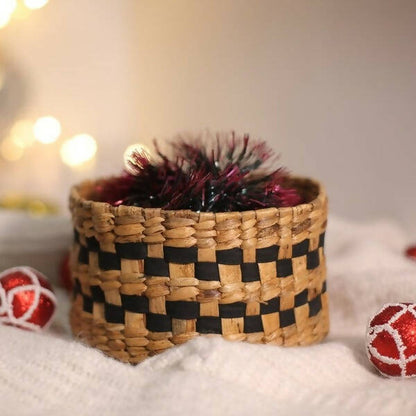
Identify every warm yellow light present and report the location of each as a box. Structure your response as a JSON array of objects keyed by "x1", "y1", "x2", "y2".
[
  {"x1": 0, "y1": 0, "x2": 17, "y2": 15},
  {"x1": 0, "y1": 0, "x2": 17, "y2": 28},
  {"x1": 124, "y1": 143, "x2": 151, "y2": 174},
  {"x1": 33, "y1": 116, "x2": 61, "y2": 144},
  {"x1": 27, "y1": 199, "x2": 49, "y2": 216},
  {"x1": 23, "y1": 0, "x2": 48, "y2": 10},
  {"x1": 0, "y1": 136, "x2": 24, "y2": 161},
  {"x1": 60, "y1": 134, "x2": 97, "y2": 167},
  {"x1": 0, "y1": 14, "x2": 11, "y2": 29},
  {"x1": 10, "y1": 119, "x2": 35, "y2": 148},
  {"x1": 13, "y1": 1, "x2": 31, "y2": 20}
]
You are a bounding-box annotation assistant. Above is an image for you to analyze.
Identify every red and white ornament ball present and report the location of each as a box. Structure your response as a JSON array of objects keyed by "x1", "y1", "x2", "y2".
[
  {"x1": 405, "y1": 245, "x2": 416, "y2": 261},
  {"x1": 0, "y1": 266, "x2": 56, "y2": 331},
  {"x1": 367, "y1": 303, "x2": 416, "y2": 378}
]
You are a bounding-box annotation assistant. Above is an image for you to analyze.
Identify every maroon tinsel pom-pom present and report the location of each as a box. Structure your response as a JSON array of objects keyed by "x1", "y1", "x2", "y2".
[{"x1": 96, "y1": 133, "x2": 304, "y2": 212}]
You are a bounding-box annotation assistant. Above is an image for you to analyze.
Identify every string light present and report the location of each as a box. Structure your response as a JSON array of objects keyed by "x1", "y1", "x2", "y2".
[
  {"x1": 3, "y1": 117, "x2": 97, "y2": 170},
  {"x1": 123, "y1": 143, "x2": 151, "y2": 174},
  {"x1": 0, "y1": 0, "x2": 49, "y2": 28},
  {"x1": 0, "y1": 0, "x2": 97, "y2": 173},
  {"x1": 13, "y1": 1, "x2": 32, "y2": 20},
  {"x1": 33, "y1": 116, "x2": 61, "y2": 144},
  {"x1": 10, "y1": 120, "x2": 36, "y2": 148},
  {"x1": 0, "y1": 0, "x2": 17, "y2": 28},
  {"x1": 0, "y1": 14, "x2": 11, "y2": 29},
  {"x1": 26, "y1": 199, "x2": 49, "y2": 215},
  {"x1": 60, "y1": 134, "x2": 97, "y2": 167},
  {"x1": 0, "y1": 136, "x2": 24, "y2": 161},
  {"x1": 23, "y1": 0, "x2": 48, "y2": 10}
]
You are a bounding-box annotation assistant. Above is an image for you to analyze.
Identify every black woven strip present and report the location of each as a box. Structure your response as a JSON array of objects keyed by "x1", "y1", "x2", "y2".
[
  {"x1": 319, "y1": 233, "x2": 325, "y2": 248},
  {"x1": 307, "y1": 250, "x2": 320, "y2": 270},
  {"x1": 74, "y1": 229, "x2": 80, "y2": 243},
  {"x1": 241, "y1": 263, "x2": 260, "y2": 282},
  {"x1": 292, "y1": 239, "x2": 309, "y2": 257},
  {"x1": 78, "y1": 246, "x2": 89, "y2": 265},
  {"x1": 260, "y1": 297, "x2": 280, "y2": 314},
  {"x1": 216, "y1": 248, "x2": 243, "y2": 265},
  {"x1": 256, "y1": 245, "x2": 279, "y2": 263},
  {"x1": 73, "y1": 278, "x2": 81, "y2": 295},
  {"x1": 244, "y1": 315, "x2": 263, "y2": 333},
  {"x1": 144, "y1": 257, "x2": 169, "y2": 276},
  {"x1": 164, "y1": 246, "x2": 198, "y2": 264},
  {"x1": 279, "y1": 309, "x2": 295, "y2": 327},
  {"x1": 219, "y1": 302, "x2": 246, "y2": 318},
  {"x1": 104, "y1": 303, "x2": 125, "y2": 324},
  {"x1": 195, "y1": 262, "x2": 220, "y2": 281},
  {"x1": 166, "y1": 301, "x2": 199, "y2": 319},
  {"x1": 196, "y1": 317, "x2": 222, "y2": 334},
  {"x1": 98, "y1": 251, "x2": 121, "y2": 271},
  {"x1": 322, "y1": 280, "x2": 327, "y2": 293},
  {"x1": 82, "y1": 295, "x2": 93, "y2": 313},
  {"x1": 115, "y1": 242, "x2": 147, "y2": 260},
  {"x1": 276, "y1": 259, "x2": 293, "y2": 277},
  {"x1": 121, "y1": 294, "x2": 149, "y2": 313},
  {"x1": 146, "y1": 313, "x2": 172, "y2": 332},
  {"x1": 295, "y1": 289, "x2": 308, "y2": 307},
  {"x1": 90, "y1": 285, "x2": 105, "y2": 303},
  {"x1": 87, "y1": 237, "x2": 100, "y2": 252},
  {"x1": 309, "y1": 295, "x2": 322, "y2": 317}
]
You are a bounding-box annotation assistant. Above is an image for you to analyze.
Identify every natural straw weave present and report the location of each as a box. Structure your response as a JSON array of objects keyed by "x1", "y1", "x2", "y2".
[{"x1": 69, "y1": 177, "x2": 329, "y2": 364}]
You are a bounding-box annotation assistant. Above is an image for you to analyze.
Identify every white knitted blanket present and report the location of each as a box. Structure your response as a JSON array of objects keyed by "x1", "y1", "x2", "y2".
[{"x1": 1, "y1": 216, "x2": 416, "y2": 416}]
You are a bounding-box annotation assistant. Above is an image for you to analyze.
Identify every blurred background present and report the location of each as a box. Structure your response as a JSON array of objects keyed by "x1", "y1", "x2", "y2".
[{"x1": 0, "y1": 0, "x2": 415, "y2": 231}]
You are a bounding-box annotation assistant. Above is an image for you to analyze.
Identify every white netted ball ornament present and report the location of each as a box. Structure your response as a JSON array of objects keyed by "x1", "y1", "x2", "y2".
[
  {"x1": 366, "y1": 303, "x2": 416, "y2": 378},
  {"x1": 0, "y1": 266, "x2": 56, "y2": 331}
]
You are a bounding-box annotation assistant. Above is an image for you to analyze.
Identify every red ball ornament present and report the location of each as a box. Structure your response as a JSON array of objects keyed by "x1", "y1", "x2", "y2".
[
  {"x1": 367, "y1": 303, "x2": 416, "y2": 378},
  {"x1": 0, "y1": 267, "x2": 57, "y2": 331},
  {"x1": 405, "y1": 245, "x2": 416, "y2": 261}
]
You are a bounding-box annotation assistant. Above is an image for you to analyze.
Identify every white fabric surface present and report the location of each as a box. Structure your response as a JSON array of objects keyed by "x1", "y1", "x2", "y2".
[{"x1": 1, "y1": 216, "x2": 416, "y2": 416}]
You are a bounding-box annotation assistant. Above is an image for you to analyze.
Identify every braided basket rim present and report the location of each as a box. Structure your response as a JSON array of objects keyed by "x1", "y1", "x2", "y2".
[{"x1": 70, "y1": 175, "x2": 326, "y2": 216}]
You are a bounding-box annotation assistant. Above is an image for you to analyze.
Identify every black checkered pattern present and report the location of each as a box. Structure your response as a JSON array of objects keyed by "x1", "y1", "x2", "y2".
[
  {"x1": 78, "y1": 232, "x2": 325, "y2": 279},
  {"x1": 74, "y1": 279, "x2": 326, "y2": 333},
  {"x1": 74, "y1": 232, "x2": 326, "y2": 333}
]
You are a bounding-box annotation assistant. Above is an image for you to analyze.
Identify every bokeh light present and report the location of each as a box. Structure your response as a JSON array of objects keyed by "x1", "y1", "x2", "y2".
[
  {"x1": 27, "y1": 199, "x2": 49, "y2": 215},
  {"x1": 0, "y1": 0, "x2": 17, "y2": 28},
  {"x1": 0, "y1": 14, "x2": 11, "y2": 29},
  {"x1": 10, "y1": 119, "x2": 36, "y2": 148},
  {"x1": 123, "y1": 143, "x2": 151, "y2": 174},
  {"x1": 33, "y1": 116, "x2": 61, "y2": 144},
  {"x1": 0, "y1": 136, "x2": 24, "y2": 161},
  {"x1": 13, "y1": 1, "x2": 32, "y2": 20},
  {"x1": 23, "y1": 0, "x2": 48, "y2": 10},
  {"x1": 0, "y1": 193, "x2": 58, "y2": 214},
  {"x1": 60, "y1": 134, "x2": 97, "y2": 167}
]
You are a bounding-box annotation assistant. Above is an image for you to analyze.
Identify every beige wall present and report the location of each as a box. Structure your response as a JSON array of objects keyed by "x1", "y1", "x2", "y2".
[{"x1": 1, "y1": 0, "x2": 416, "y2": 231}]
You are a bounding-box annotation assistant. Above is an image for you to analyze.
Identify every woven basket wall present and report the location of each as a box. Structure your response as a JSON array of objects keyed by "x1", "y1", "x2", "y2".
[{"x1": 69, "y1": 177, "x2": 329, "y2": 364}]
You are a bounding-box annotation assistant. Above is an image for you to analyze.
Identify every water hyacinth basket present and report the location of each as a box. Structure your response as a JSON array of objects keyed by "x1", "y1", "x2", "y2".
[{"x1": 69, "y1": 176, "x2": 329, "y2": 364}]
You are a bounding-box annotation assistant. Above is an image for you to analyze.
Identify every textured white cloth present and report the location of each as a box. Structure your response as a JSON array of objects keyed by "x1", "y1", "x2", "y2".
[{"x1": 1, "y1": 216, "x2": 416, "y2": 416}]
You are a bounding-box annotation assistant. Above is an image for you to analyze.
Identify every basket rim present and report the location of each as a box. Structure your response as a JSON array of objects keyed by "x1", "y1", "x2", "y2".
[{"x1": 70, "y1": 175, "x2": 326, "y2": 216}]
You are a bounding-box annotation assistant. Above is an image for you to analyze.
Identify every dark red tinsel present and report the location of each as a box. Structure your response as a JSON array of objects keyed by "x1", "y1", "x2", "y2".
[{"x1": 96, "y1": 134, "x2": 303, "y2": 212}]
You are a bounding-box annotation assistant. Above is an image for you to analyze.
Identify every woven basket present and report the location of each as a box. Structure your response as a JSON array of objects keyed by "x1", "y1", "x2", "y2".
[{"x1": 69, "y1": 176, "x2": 329, "y2": 363}]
